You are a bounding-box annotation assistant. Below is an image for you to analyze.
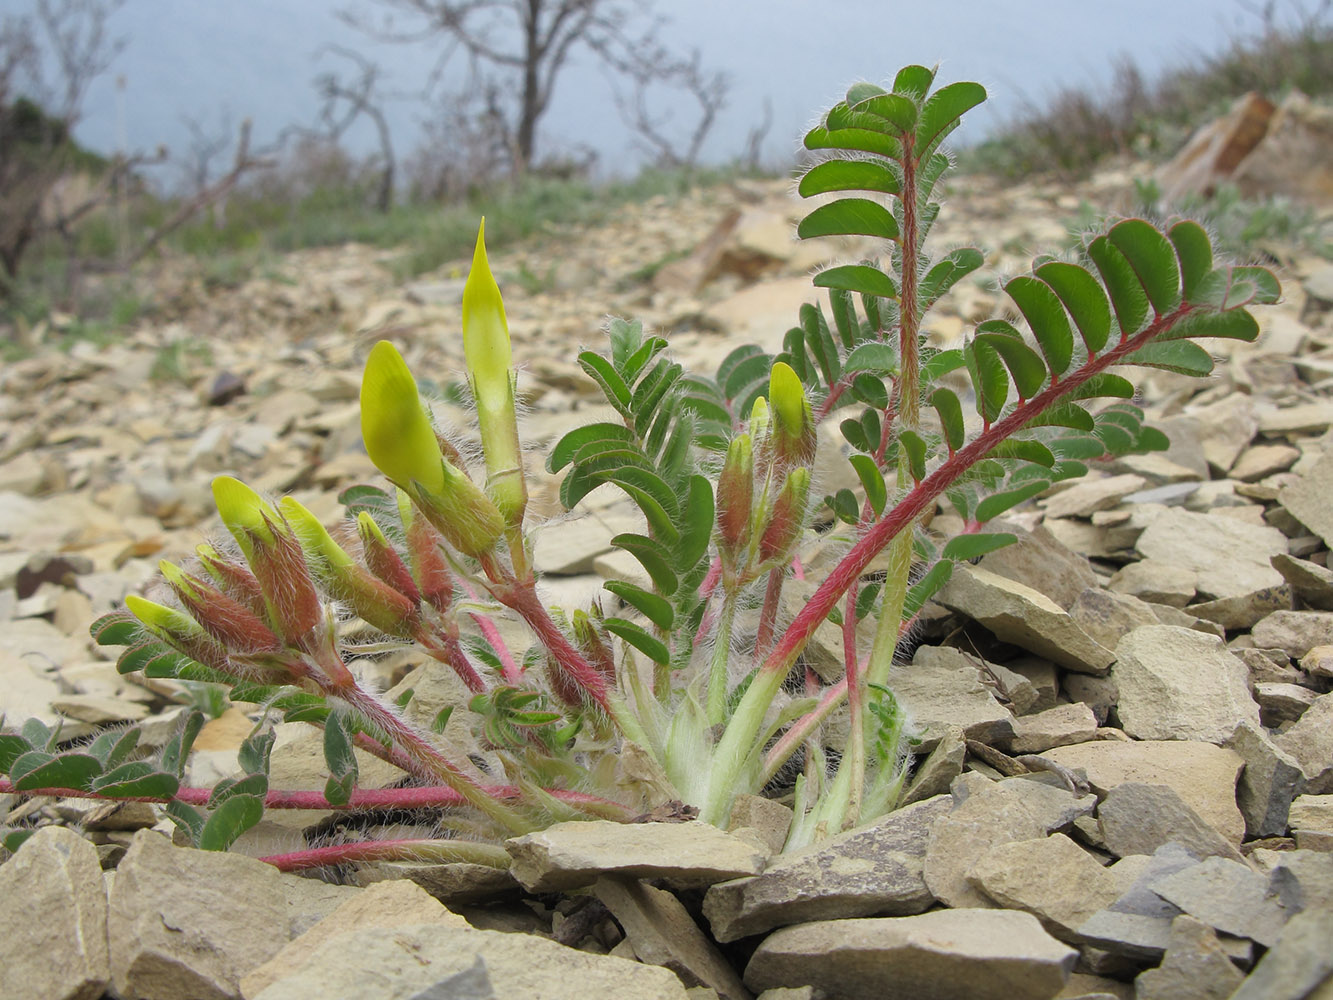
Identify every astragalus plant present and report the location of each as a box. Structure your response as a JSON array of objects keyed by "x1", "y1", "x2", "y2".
[{"x1": 0, "y1": 65, "x2": 1278, "y2": 868}]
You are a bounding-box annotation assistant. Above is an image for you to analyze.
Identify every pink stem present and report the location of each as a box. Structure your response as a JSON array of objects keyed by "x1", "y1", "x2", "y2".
[
  {"x1": 259, "y1": 837, "x2": 510, "y2": 872},
  {"x1": 758, "y1": 305, "x2": 1198, "y2": 684},
  {"x1": 495, "y1": 579, "x2": 612, "y2": 715},
  {"x1": 458, "y1": 576, "x2": 523, "y2": 683},
  {"x1": 754, "y1": 566, "x2": 786, "y2": 662}
]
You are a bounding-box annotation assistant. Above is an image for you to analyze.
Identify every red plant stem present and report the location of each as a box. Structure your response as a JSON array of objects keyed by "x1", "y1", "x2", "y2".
[
  {"x1": 897, "y1": 139, "x2": 921, "y2": 429},
  {"x1": 754, "y1": 566, "x2": 786, "y2": 662},
  {"x1": 758, "y1": 305, "x2": 1196, "y2": 684},
  {"x1": 494, "y1": 578, "x2": 612, "y2": 716},
  {"x1": 419, "y1": 632, "x2": 486, "y2": 693},
  {"x1": 0, "y1": 778, "x2": 632, "y2": 816},
  {"x1": 458, "y1": 576, "x2": 523, "y2": 683},
  {"x1": 259, "y1": 837, "x2": 511, "y2": 873}
]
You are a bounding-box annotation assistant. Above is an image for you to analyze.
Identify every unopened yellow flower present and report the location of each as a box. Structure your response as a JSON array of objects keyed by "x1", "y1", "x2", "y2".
[{"x1": 360, "y1": 340, "x2": 448, "y2": 497}]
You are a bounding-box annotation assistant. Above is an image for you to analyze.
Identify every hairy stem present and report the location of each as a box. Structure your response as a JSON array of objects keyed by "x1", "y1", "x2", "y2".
[{"x1": 260, "y1": 837, "x2": 511, "y2": 872}]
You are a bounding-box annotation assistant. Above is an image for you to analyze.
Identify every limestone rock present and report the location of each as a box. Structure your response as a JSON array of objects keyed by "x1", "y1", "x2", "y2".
[
  {"x1": 0, "y1": 826, "x2": 110, "y2": 1000},
  {"x1": 1257, "y1": 681, "x2": 1319, "y2": 725},
  {"x1": 1133, "y1": 507, "x2": 1287, "y2": 605},
  {"x1": 1133, "y1": 915, "x2": 1246, "y2": 1000},
  {"x1": 893, "y1": 646, "x2": 1015, "y2": 746},
  {"x1": 594, "y1": 876, "x2": 751, "y2": 1000},
  {"x1": 108, "y1": 830, "x2": 295, "y2": 1000},
  {"x1": 975, "y1": 522, "x2": 1100, "y2": 608},
  {"x1": 1106, "y1": 560, "x2": 1196, "y2": 608},
  {"x1": 1111, "y1": 626, "x2": 1260, "y2": 743},
  {"x1": 999, "y1": 702, "x2": 1099, "y2": 755},
  {"x1": 505, "y1": 820, "x2": 765, "y2": 892},
  {"x1": 1067, "y1": 586, "x2": 1161, "y2": 651},
  {"x1": 742, "y1": 909, "x2": 1077, "y2": 1000},
  {"x1": 934, "y1": 565, "x2": 1115, "y2": 674},
  {"x1": 1153, "y1": 91, "x2": 1276, "y2": 203},
  {"x1": 251, "y1": 921, "x2": 688, "y2": 1000},
  {"x1": 1231, "y1": 89, "x2": 1333, "y2": 202},
  {"x1": 702, "y1": 796, "x2": 951, "y2": 942},
  {"x1": 1076, "y1": 844, "x2": 1200, "y2": 963},
  {"x1": 1043, "y1": 741, "x2": 1246, "y2": 845},
  {"x1": 1038, "y1": 473, "x2": 1146, "y2": 521},
  {"x1": 1273, "y1": 691, "x2": 1333, "y2": 794},
  {"x1": 901, "y1": 727, "x2": 966, "y2": 805},
  {"x1": 241, "y1": 879, "x2": 467, "y2": 998},
  {"x1": 967, "y1": 833, "x2": 1121, "y2": 941},
  {"x1": 1151, "y1": 855, "x2": 1289, "y2": 947},
  {"x1": 1271, "y1": 553, "x2": 1333, "y2": 611},
  {"x1": 924, "y1": 776, "x2": 1091, "y2": 908},
  {"x1": 1252, "y1": 610, "x2": 1333, "y2": 658},
  {"x1": 353, "y1": 861, "x2": 520, "y2": 905},
  {"x1": 1225, "y1": 721, "x2": 1303, "y2": 839},
  {"x1": 1289, "y1": 794, "x2": 1333, "y2": 852},
  {"x1": 1097, "y1": 783, "x2": 1244, "y2": 862},
  {"x1": 1228, "y1": 908, "x2": 1333, "y2": 1000},
  {"x1": 1278, "y1": 451, "x2": 1333, "y2": 549}
]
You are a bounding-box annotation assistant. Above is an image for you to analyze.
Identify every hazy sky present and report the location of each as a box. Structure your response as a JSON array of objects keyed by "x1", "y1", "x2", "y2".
[{"x1": 63, "y1": 0, "x2": 1271, "y2": 181}]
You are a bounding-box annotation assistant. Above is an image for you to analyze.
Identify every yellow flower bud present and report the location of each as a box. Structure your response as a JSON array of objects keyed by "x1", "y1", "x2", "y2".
[{"x1": 360, "y1": 340, "x2": 448, "y2": 497}]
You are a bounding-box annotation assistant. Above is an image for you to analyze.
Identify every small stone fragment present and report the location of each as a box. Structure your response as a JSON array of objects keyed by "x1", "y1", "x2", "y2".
[
  {"x1": 1151, "y1": 855, "x2": 1290, "y2": 946},
  {"x1": 742, "y1": 909, "x2": 1077, "y2": 1000},
  {"x1": 702, "y1": 796, "x2": 951, "y2": 942},
  {"x1": 893, "y1": 646, "x2": 1016, "y2": 746},
  {"x1": 1107, "y1": 560, "x2": 1196, "y2": 608},
  {"x1": 1133, "y1": 507, "x2": 1287, "y2": 605},
  {"x1": 505, "y1": 820, "x2": 765, "y2": 892},
  {"x1": 1075, "y1": 844, "x2": 1199, "y2": 963},
  {"x1": 934, "y1": 565, "x2": 1115, "y2": 674},
  {"x1": 1271, "y1": 552, "x2": 1333, "y2": 611},
  {"x1": 1133, "y1": 915, "x2": 1246, "y2": 1000},
  {"x1": 1256, "y1": 681, "x2": 1319, "y2": 725},
  {"x1": 1225, "y1": 721, "x2": 1303, "y2": 839},
  {"x1": 1043, "y1": 740, "x2": 1245, "y2": 845},
  {"x1": 967, "y1": 833, "x2": 1121, "y2": 941},
  {"x1": 1289, "y1": 794, "x2": 1333, "y2": 852},
  {"x1": 975, "y1": 522, "x2": 1100, "y2": 608},
  {"x1": 1277, "y1": 451, "x2": 1333, "y2": 549},
  {"x1": 901, "y1": 727, "x2": 966, "y2": 805},
  {"x1": 999, "y1": 702, "x2": 1099, "y2": 754},
  {"x1": 0, "y1": 826, "x2": 110, "y2": 1000},
  {"x1": 1252, "y1": 610, "x2": 1333, "y2": 658},
  {"x1": 1098, "y1": 783, "x2": 1244, "y2": 862},
  {"x1": 594, "y1": 876, "x2": 751, "y2": 1000},
  {"x1": 1039, "y1": 473, "x2": 1147, "y2": 521},
  {"x1": 1273, "y1": 692, "x2": 1333, "y2": 794},
  {"x1": 1111, "y1": 626, "x2": 1260, "y2": 743},
  {"x1": 1228, "y1": 909, "x2": 1333, "y2": 1000}
]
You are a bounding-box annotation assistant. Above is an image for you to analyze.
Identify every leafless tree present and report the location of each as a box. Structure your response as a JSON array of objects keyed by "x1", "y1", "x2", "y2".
[
  {"x1": 309, "y1": 45, "x2": 397, "y2": 211},
  {"x1": 342, "y1": 0, "x2": 727, "y2": 175},
  {"x1": 614, "y1": 47, "x2": 728, "y2": 170}
]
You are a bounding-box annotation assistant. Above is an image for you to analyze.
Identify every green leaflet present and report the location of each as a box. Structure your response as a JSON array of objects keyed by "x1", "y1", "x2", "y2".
[
  {"x1": 848, "y1": 454, "x2": 887, "y2": 516},
  {"x1": 1107, "y1": 219, "x2": 1181, "y2": 315},
  {"x1": 1005, "y1": 275, "x2": 1074, "y2": 377},
  {"x1": 604, "y1": 617, "x2": 670, "y2": 665},
  {"x1": 1033, "y1": 261, "x2": 1112, "y2": 355},
  {"x1": 815, "y1": 264, "x2": 898, "y2": 300},
  {"x1": 604, "y1": 581, "x2": 674, "y2": 630},
  {"x1": 1168, "y1": 220, "x2": 1213, "y2": 303},
  {"x1": 799, "y1": 159, "x2": 900, "y2": 197},
  {"x1": 798, "y1": 200, "x2": 899, "y2": 242},
  {"x1": 916, "y1": 81, "x2": 987, "y2": 155},
  {"x1": 929, "y1": 387, "x2": 964, "y2": 451},
  {"x1": 941, "y1": 533, "x2": 1017, "y2": 561},
  {"x1": 919, "y1": 247, "x2": 984, "y2": 310},
  {"x1": 1124, "y1": 339, "x2": 1215, "y2": 377},
  {"x1": 1088, "y1": 236, "x2": 1149, "y2": 337}
]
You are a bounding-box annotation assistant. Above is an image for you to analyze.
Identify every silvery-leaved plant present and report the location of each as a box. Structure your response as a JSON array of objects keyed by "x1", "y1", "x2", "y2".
[{"x1": 0, "y1": 66, "x2": 1279, "y2": 869}]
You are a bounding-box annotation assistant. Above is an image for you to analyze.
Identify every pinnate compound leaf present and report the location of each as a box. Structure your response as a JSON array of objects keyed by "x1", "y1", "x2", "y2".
[
  {"x1": 1168, "y1": 220, "x2": 1213, "y2": 302},
  {"x1": 929, "y1": 388, "x2": 964, "y2": 451},
  {"x1": 1088, "y1": 236, "x2": 1149, "y2": 336},
  {"x1": 975, "y1": 480, "x2": 1050, "y2": 523},
  {"x1": 11, "y1": 751, "x2": 102, "y2": 792},
  {"x1": 199, "y1": 794, "x2": 264, "y2": 852},
  {"x1": 1034, "y1": 261, "x2": 1112, "y2": 354},
  {"x1": 604, "y1": 581, "x2": 674, "y2": 630},
  {"x1": 578, "y1": 351, "x2": 632, "y2": 415},
  {"x1": 92, "y1": 763, "x2": 180, "y2": 799},
  {"x1": 1107, "y1": 219, "x2": 1182, "y2": 315},
  {"x1": 799, "y1": 159, "x2": 900, "y2": 197},
  {"x1": 916, "y1": 81, "x2": 987, "y2": 152},
  {"x1": 1124, "y1": 339, "x2": 1214, "y2": 377},
  {"x1": 602, "y1": 467, "x2": 681, "y2": 545},
  {"x1": 942, "y1": 533, "x2": 1017, "y2": 561},
  {"x1": 814, "y1": 264, "x2": 898, "y2": 299},
  {"x1": 798, "y1": 200, "x2": 899, "y2": 242},
  {"x1": 603, "y1": 617, "x2": 670, "y2": 665},
  {"x1": 1005, "y1": 276, "x2": 1074, "y2": 376}
]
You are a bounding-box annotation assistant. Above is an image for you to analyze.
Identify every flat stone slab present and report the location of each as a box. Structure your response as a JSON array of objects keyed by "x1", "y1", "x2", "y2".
[
  {"x1": 743, "y1": 909, "x2": 1078, "y2": 1000},
  {"x1": 505, "y1": 820, "x2": 766, "y2": 892},
  {"x1": 702, "y1": 796, "x2": 951, "y2": 942},
  {"x1": 1112, "y1": 626, "x2": 1260, "y2": 742},
  {"x1": 1251, "y1": 610, "x2": 1333, "y2": 658},
  {"x1": 893, "y1": 646, "x2": 1015, "y2": 746},
  {"x1": 250, "y1": 921, "x2": 688, "y2": 1000},
  {"x1": 1098, "y1": 783, "x2": 1244, "y2": 862},
  {"x1": 934, "y1": 565, "x2": 1115, "y2": 674},
  {"x1": 1042, "y1": 740, "x2": 1246, "y2": 845},
  {"x1": 1150, "y1": 856, "x2": 1290, "y2": 947},
  {"x1": 1133, "y1": 507, "x2": 1287, "y2": 603},
  {"x1": 1273, "y1": 692, "x2": 1333, "y2": 794},
  {"x1": 1277, "y1": 450, "x2": 1333, "y2": 548},
  {"x1": 0, "y1": 826, "x2": 110, "y2": 1000}
]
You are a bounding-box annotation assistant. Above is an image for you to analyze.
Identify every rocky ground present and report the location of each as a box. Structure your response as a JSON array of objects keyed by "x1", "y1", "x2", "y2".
[{"x1": 1, "y1": 161, "x2": 1333, "y2": 1000}]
